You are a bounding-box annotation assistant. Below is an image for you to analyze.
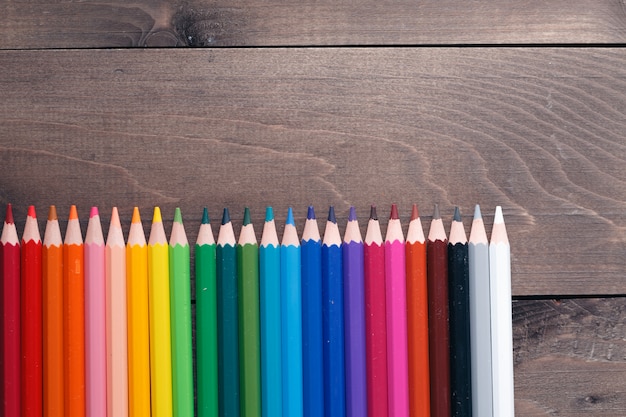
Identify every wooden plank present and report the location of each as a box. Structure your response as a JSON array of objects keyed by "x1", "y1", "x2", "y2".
[
  {"x1": 514, "y1": 298, "x2": 626, "y2": 416},
  {"x1": 0, "y1": 48, "x2": 625, "y2": 296},
  {"x1": 1, "y1": 0, "x2": 626, "y2": 48}
]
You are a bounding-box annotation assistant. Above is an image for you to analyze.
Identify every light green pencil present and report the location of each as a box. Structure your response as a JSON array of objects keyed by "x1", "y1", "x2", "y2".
[{"x1": 169, "y1": 208, "x2": 194, "y2": 417}]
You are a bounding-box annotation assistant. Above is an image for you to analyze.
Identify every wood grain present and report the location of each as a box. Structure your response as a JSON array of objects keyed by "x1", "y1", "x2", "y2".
[
  {"x1": 1, "y1": 1, "x2": 626, "y2": 48},
  {"x1": 514, "y1": 298, "x2": 626, "y2": 416},
  {"x1": 1, "y1": 48, "x2": 625, "y2": 295}
]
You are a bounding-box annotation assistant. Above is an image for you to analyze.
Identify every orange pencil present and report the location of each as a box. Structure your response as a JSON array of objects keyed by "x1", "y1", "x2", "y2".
[
  {"x1": 43, "y1": 206, "x2": 64, "y2": 417},
  {"x1": 64, "y1": 205, "x2": 85, "y2": 417},
  {"x1": 405, "y1": 204, "x2": 430, "y2": 417}
]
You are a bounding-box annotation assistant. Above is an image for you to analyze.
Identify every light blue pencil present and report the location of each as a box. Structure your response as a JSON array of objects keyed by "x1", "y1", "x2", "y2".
[
  {"x1": 281, "y1": 207, "x2": 303, "y2": 417},
  {"x1": 259, "y1": 207, "x2": 282, "y2": 417}
]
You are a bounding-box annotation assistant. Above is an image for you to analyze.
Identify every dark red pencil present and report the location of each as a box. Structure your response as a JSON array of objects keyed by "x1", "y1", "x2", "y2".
[
  {"x1": 1, "y1": 204, "x2": 21, "y2": 417},
  {"x1": 21, "y1": 206, "x2": 43, "y2": 417},
  {"x1": 427, "y1": 204, "x2": 450, "y2": 417}
]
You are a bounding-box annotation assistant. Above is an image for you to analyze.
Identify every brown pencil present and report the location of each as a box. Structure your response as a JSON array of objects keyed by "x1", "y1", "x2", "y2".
[{"x1": 427, "y1": 204, "x2": 450, "y2": 417}]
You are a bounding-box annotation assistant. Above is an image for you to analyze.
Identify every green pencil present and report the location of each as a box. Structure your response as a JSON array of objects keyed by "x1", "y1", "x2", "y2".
[
  {"x1": 196, "y1": 208, "x2": 218, "y2": 417},
  {"x1": 217, "y1": 208, "x2": 239, "y2": 417},
  {"x1": 237, "y1": 208, "x2": 261, "y2": 417},
  {"x1": 169, "y1": 208, "x2": 194, "y2": 417}
]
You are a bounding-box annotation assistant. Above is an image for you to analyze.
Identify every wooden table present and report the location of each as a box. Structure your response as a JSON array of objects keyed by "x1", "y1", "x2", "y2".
[{"x1": 1, "y1": 1, "x2": 626, "y2": 415}]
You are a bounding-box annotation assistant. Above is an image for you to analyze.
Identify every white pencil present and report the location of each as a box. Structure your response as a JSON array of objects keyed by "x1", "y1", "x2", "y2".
[{"x1": 489, "y1": 206, "x2": 514, "y2": 417}]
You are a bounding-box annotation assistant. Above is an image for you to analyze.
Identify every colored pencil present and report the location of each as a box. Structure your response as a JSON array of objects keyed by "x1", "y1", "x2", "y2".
[
  {"x1": 64, "y1": 205, "x2": 85, "y2": 417},
  {"x1": 490, "y1": 206, "x2": 514, "y2": 417},
  {"x1": 342, "y1": 206, "x2": 367, "y2": 417},
  {"x1": 43, "y1": 206, "x2": 64, "y2": 417},
  {"x1": 217, "y1": 208, "x2": 239, "y2": 417},
  {"x1": 170, "y1": 208, "x2": 194, "y2": 417},
  {"x1": 237, "y1": 207, "x2": 261, "y2": 417},
  {"x1": 148, "y1": 207, "x2": 173, "y2": 417},
  {"x1": 281, "y1": 207, "x2": 303, "y2": 417},
  {"x1": 427, "y1": 204, "x2": 450, "y2": 417},
  {"x1": 363, "y1": 205, "x2": 388, "y2": 417},
  {"x1": 85, "y1": 207, "x2": 106, "y2": 417},
  {"x1": 321, "y1": 206, "x2": 345, "y2": 417},
  {"x1": 259, "y1": 207, "x2": 282, "y2": 417},
  {"x1": 469, "y1": 205, "x2": 492, "y2": 417},
  {"x1": 21, "y1": 205, "x2": 43, "y2": 417},
  {"x1": 405, "y1": 204, "x2": 429, "y2": 417},
  {"x1": 385, "y1": 204, "x2": 409, "y2": 417},
  {"x1": 448, "y1": 207, "x2": 472, "y2": 417},
  {"x1": 196, "y1": 208, "x2": 219, "y2": 417},
  {"x1": 126, "y1": 207, "x2": 151, "y2": 417},
  {"x1": 301, "y1": 206, "x2": 323, "y2": 417},
  {"x1": 106, "y1": 207, "x2": 128, "y2": 417},
  {"x1": 2, "y1": 204, "x2": 21, "y2": 417}
]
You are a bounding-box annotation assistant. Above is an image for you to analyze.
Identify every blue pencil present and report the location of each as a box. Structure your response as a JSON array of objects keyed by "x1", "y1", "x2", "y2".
[
  {"x1": 281, "y1": 207, "x2": 303, "y2": 417},
  {"x1": 301, "y1": 206, "x2": 324, "y2": 417},
  {"x1": 259, "y1": 207, "x2": 282, "y2": 417},
  {"x1": 322, "y1": 207, "x2": 346, "y2": 417},
  {"x1": 342, "y1": 207, "x2": 367, "y2": 417}
]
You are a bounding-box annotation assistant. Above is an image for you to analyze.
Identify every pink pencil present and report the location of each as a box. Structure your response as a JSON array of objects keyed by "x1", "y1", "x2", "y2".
[
  {"x1": 106, "y1": 208, "x2": 128, "y2": 417},
  {"x1": 85, "y1": 207, "x2": 106, "y2": 417},
  {"x1": 385, "y1": 204, "x2": 409, "y2": 417}
]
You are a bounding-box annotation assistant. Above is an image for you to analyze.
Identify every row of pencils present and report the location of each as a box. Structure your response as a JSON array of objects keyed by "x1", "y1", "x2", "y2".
[{"x1": 0, "y1": 202, "x2": 513, "y2": 417}]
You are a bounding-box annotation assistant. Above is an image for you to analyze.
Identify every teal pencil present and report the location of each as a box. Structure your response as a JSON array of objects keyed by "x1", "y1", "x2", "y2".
[
  {"x1": 196, "y1": 208, "x2": 218, "y2": 417},
  {"x1": 281, "y1": 207, "x2": 303, "y2": 417},
  {"x1": 237, "y1": 208, "x2": 261, "y2": 417},
  {"x1": 169, "y1": 208, "x2": 194, "y2": 417},
  {"x1": 259, "y1": 207, "x2": 282, "y2": 417},
  {"x1": 217, "y1": 208, "x2": 239, "y2": 417}
]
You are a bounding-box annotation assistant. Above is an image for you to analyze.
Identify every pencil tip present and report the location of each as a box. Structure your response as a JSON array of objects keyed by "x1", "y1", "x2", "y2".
[
  {"x1": 243, "y1": 207, "x2": 251, "y2": 225},
  {"x1": 69, "y1": 205, "x2": 78, "y2": 220},
  {"x1": 90, "y1": 206, "x2": 99, "y2": 218},
  {"x1": 369, "y1": 205, "x2": 378, "y2": 221},
  {"x1": 411, "y1": 204, "x2": 419, "y2": 221},
  {"x1": 348, "y1": 206, "x2": 357, "y2": 221},
  {"x1": 328, "y1": 206, "x2": 337, "y2": 223},
  {"x1": 433, "y1": 203, "x2": 440, "y2": 220},
  {"x1": 110, "y1": 207, "x2": 121, "y2": 227},
  {"x1": 202, "y1": 207, "x2": 210, "y2": 224},
  {"x1": 265, "y1": 206, "x2": 274, "y2": 222},
  {"x1": 48, "y1": 205, "x2": 57, "y2": 221},
  {"x1": 174, "y1": 207, "x2": 183, "y2": 223},
  {"x1": 286, "y1": 207, "x2": 295, "y2": 225},
  {"x1": 152, "y1": 207, "x2": 162, "y2": 223},
  {"x1": 28, "y1": 205, "x2": 36, "y2": 218},
  {"x1": 494, "y1": 205, "x2": 504, "y2": 223},
  {"x1": 132, "y1": 207, "x2": 141, "y2": 224},
  {"x1": 473, "y1": 204, "x2": 482, "y2": 220},
  {"x1": 307, "y1": 205, "x2": 316, "y2": 220},
  {"x1": 222, "y1": 208, "x2": 230, "y2": 225},
  {"x1": 390, "y1": 203, "x2": 399, "y2": 220},
  {"x1": 453, "y1": 206, "x2": 461, "y2": 222},
  {"x1": 5, "y1": 203, "x2": 13, "y2": 224}
]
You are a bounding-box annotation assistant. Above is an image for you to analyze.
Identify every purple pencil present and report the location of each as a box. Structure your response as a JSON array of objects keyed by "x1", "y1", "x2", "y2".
[{"x1": 342, "y1": 207, "x2": 367, "y2": 417}]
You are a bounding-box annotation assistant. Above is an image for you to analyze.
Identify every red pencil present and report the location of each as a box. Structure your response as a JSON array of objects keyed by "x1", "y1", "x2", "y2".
[
  {"x1": 21, "y1": 206, "x2": 43, "y2": 417},
  {"x1": 427, "y1": 204, "x2": 450, "y2": 417},
  {"x1": 363, "y1": 205, "x2": 388, "y2": 417},
  {"x1": 1, "y1": 203, "x2": 21, "y2": 417},
  {"x1": 406, "y1": 204, "x2": 430, "y2": 417}
]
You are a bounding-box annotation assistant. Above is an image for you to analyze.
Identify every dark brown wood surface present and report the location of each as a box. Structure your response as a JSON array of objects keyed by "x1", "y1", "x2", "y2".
[
  {"x1": 2, "y1": 48, "x2": 625, "y2": 296},
  {"x1": 2, "y1": 0, "x2": 626, "y2": 48},
  {"x1": 514, "y1": 298, "x2": 626, "y2": 416}
]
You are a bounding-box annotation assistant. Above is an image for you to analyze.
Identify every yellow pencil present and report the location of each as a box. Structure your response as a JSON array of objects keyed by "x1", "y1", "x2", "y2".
[
  {"x1": 148, "y1": 207, "x2": 173, "y2": 417},
  {"x1": 126, "y1": 207, "x2": 151, "y2": 417}
]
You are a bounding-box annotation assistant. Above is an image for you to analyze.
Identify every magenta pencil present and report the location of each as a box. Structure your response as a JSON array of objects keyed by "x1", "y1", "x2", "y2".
[
  {"x1": 385, "y1": 204, "x2": 409, "y2": 417},
  {"x1": 364, "y1": 206, "x2": 388, "y2": 417},
  {"x1": 85, "y1": 207, "x2": 106, "y2": 417}
]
